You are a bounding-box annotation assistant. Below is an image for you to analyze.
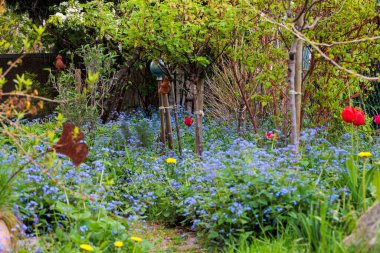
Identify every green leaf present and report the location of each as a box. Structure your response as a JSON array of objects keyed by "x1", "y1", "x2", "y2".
[{"x1": 373, "y1": 171, "x2": 380, "y2": 202}]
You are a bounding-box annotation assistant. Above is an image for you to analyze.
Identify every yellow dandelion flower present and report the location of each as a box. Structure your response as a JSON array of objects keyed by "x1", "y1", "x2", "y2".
[
  {"x1": 80, "y1": 244, "x2": 94, "y2": 251},
  {"x1": 150, "y1": 157, "x2": 157, "y2": 161},
  {"x1": 130, "y1": 236, "x2": 143, "y2": 242},
  {"x1": 358, "y1": 152, "x2": 372, "y2": 158},
  {"x1": 114, "y1": 241, "x2": 123, "y2": 247},
  {"x1": 166, "y1": 158, "x2": 177, "y2": 164}
]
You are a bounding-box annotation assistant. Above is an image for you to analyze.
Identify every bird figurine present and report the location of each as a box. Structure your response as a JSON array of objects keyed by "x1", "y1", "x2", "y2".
[
  {"x1": 55, "y1": 54, "x2": 66, "y2": 70},
  {"x1": 158, "y1": 59, "x2": 172, "y2": 79}
]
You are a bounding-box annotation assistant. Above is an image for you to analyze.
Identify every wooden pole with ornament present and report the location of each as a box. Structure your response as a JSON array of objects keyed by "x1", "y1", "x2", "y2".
[
  {"x1": 160, "y1": 76, "x2": 174, "y2": 149},
  {"x1": 150, "y1": 60, "x2": 174, "y2": 152}
]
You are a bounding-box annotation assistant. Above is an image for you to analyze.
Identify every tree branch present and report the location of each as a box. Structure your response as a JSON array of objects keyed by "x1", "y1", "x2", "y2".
[
  {"x1": 304, "y1": 16, "x2": 320, "y2": 29},
  {"x1": 246, "y1": 3, "x2": 380, "y2": 81}
]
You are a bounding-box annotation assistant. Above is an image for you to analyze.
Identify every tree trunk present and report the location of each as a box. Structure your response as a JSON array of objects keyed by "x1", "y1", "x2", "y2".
[
  {"x1": 295, "y1": 14, "x2": 304, "y2": 138},
  {"x1": 289, "y1": 38, "x2": 299, "y2": 154}
]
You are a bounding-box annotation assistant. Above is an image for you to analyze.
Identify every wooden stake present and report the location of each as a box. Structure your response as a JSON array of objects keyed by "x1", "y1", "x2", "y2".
[
  {"x1": 158, "y1": 82, "x2": 166, "y2": 153},
  {"x1": 193, "y1": 75, "x2": 204, "y2": 156},
  {"x1": 162, "y1": 93, "x2": 174, "y2": 149},
  {"x1": 74, "y1": 69, "x2": 82, "y2": 92},
  {"x1": 171, "y1": 73, "x2": 183, "y2": 157}
]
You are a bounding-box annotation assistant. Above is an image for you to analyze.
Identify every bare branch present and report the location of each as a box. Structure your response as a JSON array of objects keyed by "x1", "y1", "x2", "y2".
[
  {"x1": 1, "y1": 53, "x2": 26, "y2": 78},
  {"x1": 248, "y1": 2, "x2": 380, "y2": 81},
  {"x1": 304, "y1": 16, "x2": 320, "y2": 29},
  {"x1": 313, "y1": 35, "x2": 380, "y2": 47},
  {"x1": 1, "y1": 92, "x2": 69, "y2": 103},
  {"x1": 292, "y1": 0, "x2": 309, "y2": 23}
]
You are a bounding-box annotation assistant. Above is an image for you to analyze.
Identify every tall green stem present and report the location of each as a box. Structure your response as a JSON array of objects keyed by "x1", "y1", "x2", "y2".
[{"x1": 362, "y1": 159, "x2": 367, "y2": 211}]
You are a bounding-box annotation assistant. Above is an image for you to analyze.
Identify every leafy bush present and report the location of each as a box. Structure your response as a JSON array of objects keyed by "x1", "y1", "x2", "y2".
[{"x1": 51, "y1": 44, "x2": 117, "y2": 128}]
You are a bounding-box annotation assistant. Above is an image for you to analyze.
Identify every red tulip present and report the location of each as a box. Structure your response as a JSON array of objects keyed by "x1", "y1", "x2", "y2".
[
  {"x1": 353, "y1": 109, "x2": 365, "y2": 126},
  {"x1": 341, "y1": 106, "x2": 355, "y2": 123},
  {"x1": 374, "y1": 115, "x2": 380, "y2": 125},
  {"x1": 184, "y1": 117, "x2": 193, "y2": 127},
  {"x1": 55, "y1": 54, "x2": 66, "y2": 70},
  {"x1": 265, "y1": 131, "x2": 274, "y2": 140}
]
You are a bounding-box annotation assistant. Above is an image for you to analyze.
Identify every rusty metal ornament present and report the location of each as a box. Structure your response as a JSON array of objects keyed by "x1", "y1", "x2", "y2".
[
  {"x1": 52, "y1": 122, "x2": 88, "y2": 167},
  {"x1": 159, "y1": 76, "x2": 171, "y2": 94}
]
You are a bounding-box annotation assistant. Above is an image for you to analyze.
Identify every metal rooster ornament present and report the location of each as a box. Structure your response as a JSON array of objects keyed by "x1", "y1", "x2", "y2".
[{"x1": 55, "y1": 54, "x2": 66, "y2": 70}]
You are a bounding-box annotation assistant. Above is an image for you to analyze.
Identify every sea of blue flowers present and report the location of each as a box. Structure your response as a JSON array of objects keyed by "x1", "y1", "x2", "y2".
[{"x1": 2, "y1": 109, "x2": 379, "y2": 245}]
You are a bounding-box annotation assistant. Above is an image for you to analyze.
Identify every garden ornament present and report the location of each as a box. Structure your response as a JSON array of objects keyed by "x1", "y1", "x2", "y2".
[
  {"x1": 159, "y1": 75, "x2": 171, "y2": 94},
  {"x1": 150, "y1": 60, "x2": 165, "y2": 81},
  {"x1": 55, "y1": 54, "x2": 66, "y2": 70},
  {"x1": 50, "y1": 122, "x2": 88, "y2": 167}
]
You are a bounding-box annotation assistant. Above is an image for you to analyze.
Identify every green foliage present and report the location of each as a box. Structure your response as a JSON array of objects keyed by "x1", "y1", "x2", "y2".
[
  {"x1": 135, "y1": 120, "x2": 154, "y2": 148},
  {"x1": 223, "y1": 233, "x2": 306, "y2": 253},
  {"x1": 0, "y1": 152, "x2": 18, "y2": 211},
  {"x1": 289, "y1": 202, "x2": 345, "y2": 253},
  {"x1": 49, "y1": 202, "x2": 147, "y2": 253},
  {"x1": 51, "y1": 44, "x2": 117, "y2": 127},
  {"x1": 0, "y1": 11, "x2": 33, "y2": 53}
]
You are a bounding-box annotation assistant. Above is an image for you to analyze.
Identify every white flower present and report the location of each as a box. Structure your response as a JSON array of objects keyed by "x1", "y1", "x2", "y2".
[{"x1": 55, "y1": 12, "x2": 67, "y2": 22}]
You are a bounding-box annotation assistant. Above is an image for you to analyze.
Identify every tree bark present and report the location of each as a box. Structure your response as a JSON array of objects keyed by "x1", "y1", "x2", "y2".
[
  {"x1": 288, "y1": 38, "x2": 299, "y2": 154},
  {"x1": 295, "y1": 14, "x2": 304, "y2": 138},
  {"x1": 231, "y1": 61, "x2": 258, "y2": 133}
]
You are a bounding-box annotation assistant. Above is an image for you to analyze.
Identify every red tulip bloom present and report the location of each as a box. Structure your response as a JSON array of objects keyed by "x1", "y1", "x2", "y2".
[
  {"x1": 353, "y1": 109, "x2": 365, "y2": 126},
  {"x1": 265, "y1": 131, "x2": 274, "y2": 140},
  {"x1": 184, "y1": 117, "x2": 193, "y2": 127},
  {"x1": 341, "y1": 106, "x2": 355, "y2": 123},
  {"x1": 374, "y1": 115, "x2": 380, "y2": 125}
]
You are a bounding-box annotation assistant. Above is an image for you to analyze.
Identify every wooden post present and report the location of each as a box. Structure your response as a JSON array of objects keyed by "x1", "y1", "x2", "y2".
[
  {"x1": 158, "y1": 82, "x2": 166, "y2": 152},
  {"x1": 162, "y1": 93, "x2": 174, "y2": 149},
  {"x1": 237, "y1": 101, "x2": 245, "y2": 134},
  {"x1": 171, "y1": 74, "x2": 183, "y2": 157},
  {"x1": 193, "y1": 74, "x2": 204, "y2": 156},
  {"x1": 74, "y1": 69, "x2": 82, "y2": 92}
]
